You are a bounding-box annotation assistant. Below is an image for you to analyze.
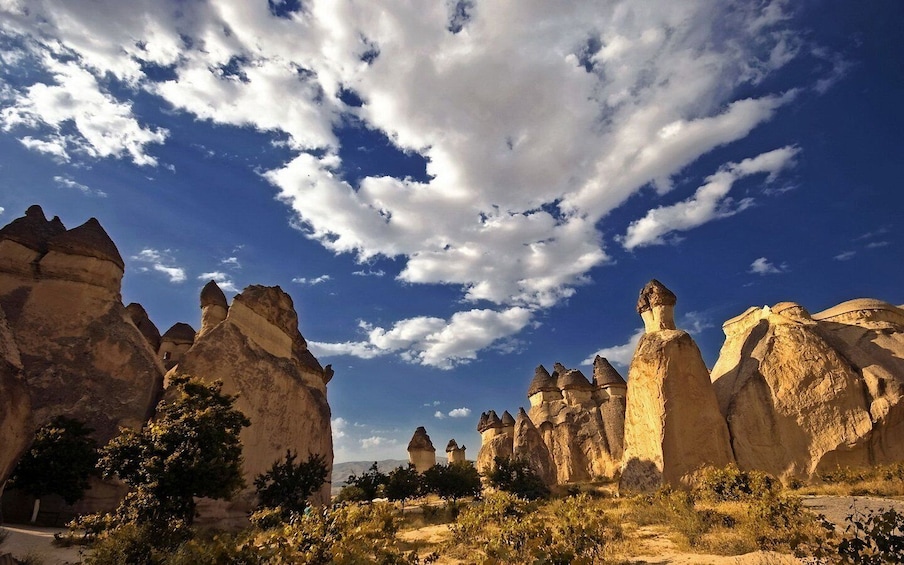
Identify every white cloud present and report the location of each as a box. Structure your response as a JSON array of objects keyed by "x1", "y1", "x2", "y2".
[
  {"x1": 423, "y1": 401, "x2": 441, "y2": 407},
  {"x1": 53, "y1": 175, "x2": 107, "y2": 197},
  {"x1": 749, "y1": 257, "x2": 788, "y2": 275},
  {"x1": 360, "y1": 436, "x2": 397, "y2": 449},
  {"x1": 621, "y1": 146, "x2": 800, "y2": 250},
  {"x1": 0, "y1": 0, "x2": 831, "y2": 368},
  {"x1": 433, "y1": 411, "x2": 445, "y2": 420},
  {"x1": 582, "y1": 327, "x2": 644, "y2": 368},
  {"x1": 448, "y1": 408, "x2": 471, "y2": 418},
  {"x1": 0, "y1": 207, "x2": 4, "y2": 215},
  {"x1": 332, "y1": 417, "x2": 348, "y2": 439},
  {"x1": 221, "y1": 256, "x2": 241, "y2": 268},
  {"x1": 312, "y1": 307, "x2": 533, "y2": 369},
  {"x1": 198, "y1": 271, "x2": 238, "y2": 293},
  {"x1": 681, "y1": 311, "x2": 715, "y2": 335},
  {"x1": 1, "y1": 56, "x2": 167, "y2": 166},
  {"x1": 131, "y1": 248, "x2": 186, "y2": 283},
  {"x1": 292, "y1": 275, "x2": 331, "y2": 285},
  {"x1": 866, "y1": 241, "x2": 889, "y2": 249},
  {"x1": 352, "y1": 269, "x2": 385, "y2": 277},
  {"x1": 834, "y1": 251, "x2": 856, "y2": 261}
]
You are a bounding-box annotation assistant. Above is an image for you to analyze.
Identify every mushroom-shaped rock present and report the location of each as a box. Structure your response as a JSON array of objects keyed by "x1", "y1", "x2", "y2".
[
  {"x1": 198, "y1": 280, "x2": 229, "y2": 338},
  {"x1": 501, "y1": 410, "x2": 516, "y2": 427},
  {"x1": 162, "y1": 322, "x2": 196, "y2": 345},
  {"x1": 126, "y1": 302, "x2": 162, "y2": 352},
  {"x1": 636, "y1": 279, "x2": 677, "y2": 333},
  {"x1": 159, "y1": 322, "x2": 196, "y2": 370},
  {"x1": 477, "y1": 411, "x2": 489, "y2": 432},
  {"x1": 38, "y1": 218, "x2": 124, "y2": 292},
  {"x1": 47, "y1": 218, "x2": 124, "y2": 271},
  {"x1": 557, "y1": 368, "x2": 594, "y2": 391},
  {"x1": 527, "y1": 365, "x2": 557, "y2": 397},
  {"x1": 552, "y1": 362, "x2": 568, "y2": 377},
  {"x1": 446, "y1": 439, "x2": 466, "y2": 463},
  {"x1": 407, "y1": 426, "x2": 437, "y2": 473},
  {"x1": 446, "y1": 439, "x2": 460, "y2": 452},
  {"x1": 486, "y1": 410, "x2": 503, "y2": 428},
  {"x1": 593, "y1": 356, "x2": 626, "y2": 388}
]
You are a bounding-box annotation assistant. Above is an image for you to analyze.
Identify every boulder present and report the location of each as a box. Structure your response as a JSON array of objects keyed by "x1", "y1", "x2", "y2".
[
  {"x1": 166, "y1": 284, "x2": 333, "y2": 522},
  {"x1": 621, "y1": 280, "x2": 733, "y2": 492}
]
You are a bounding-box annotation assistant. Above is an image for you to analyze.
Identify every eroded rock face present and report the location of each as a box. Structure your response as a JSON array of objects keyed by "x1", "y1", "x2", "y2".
[
  {"x1": 712, "y1": 299, "x2": 904, "y2": 479},
  {"x1": 0, "y1": 207, "x2": 164, "y2": 515},
  {"x1": 0, "y1": 305, "x2": 32, "y2": 490},
  {"x1": 512, "y1": 408, "x2": 556, "y2": 485},
  {"x1": 621, "y1": 281, "x2": 733, "y2": 492},
  {"x1": 167, "y1": 284, "x2": 333, "y2": 521},
  {"x1": 126, "y1": 302, "x2": 161, "y2": 352}
]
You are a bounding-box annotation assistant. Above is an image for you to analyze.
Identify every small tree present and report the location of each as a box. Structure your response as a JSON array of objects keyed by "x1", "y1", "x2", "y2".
[
  {"x1": 97, "y1": 375, "x2": 251, "y2": 527},
  {"x1": 423, "y1": 461, "x2": 481, "y2": 503},
  {"x1": 9, "y1": 415, "x2": 98, "y2": 522},
  {"x1": 384, "y1": 465, "x2": 422, "y2": 508},
  {"x1": 485, "y1": 456, "x2": 550, "y2": 500},
  {"x1": 340, "y1": 462, "x2": 387, "y2": 502},
  {"x1": 254, "y1": 450, "x2": 328, "y2": 517}
]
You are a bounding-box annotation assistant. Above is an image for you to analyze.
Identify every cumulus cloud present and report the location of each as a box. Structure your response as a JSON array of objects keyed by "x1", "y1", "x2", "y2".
[
  {"x1": 834, "y1": 251, "x2": 856, "y2": 261},
  {"x1": 332, "y1": 417, "x2": 348, "y2": 439},
  {"x1": 749, "y1": 257, "x2": 788, "y2": 275},
  {"x1": 221, "y1": 256, "x2": 241, "y2": 268},
  {"x1": 131, "y1": 248, "x2": 186, "y2": 283},
  {"x1": 582, "y1": 327, "x2": 644, "y2": 368},
  {"x1": 54, "y1": 175, "x2": 107, "y2": 197},
  {"x1": 448, "y1": 408, "x2": 471, "y2": 418},
  {"x1": 352, "y1": 269, "x2": 385, "y2": 277},
  {"x1": 0, "y1": 0, "x2": 831, "y2": 367},
  {"x1": 198, "y1": 271, "x2": 238, "y2": 292},
  {"x1": 681, "y1": 311, "x2": 715, "y2": 335},
  {"x1": 360, "y1": 436, "x2": 396, "y2": 449},
  {"x1": 621, "y1": 146, "x2": 800, "y2": 250},
  {"x1": 433, "y1": 411, "x2": 445, "y2": 420},
  {"x1": 292, "y1": 275, "x2": 331, "y2": 285},
  {"x1": 312, "y1": 307, "x2": 533, "y2": 369}
]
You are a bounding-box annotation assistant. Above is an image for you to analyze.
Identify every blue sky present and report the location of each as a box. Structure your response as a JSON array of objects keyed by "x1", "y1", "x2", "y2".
[{"x1": 1, "y1": 1, "x2": 902, "y2": 463}]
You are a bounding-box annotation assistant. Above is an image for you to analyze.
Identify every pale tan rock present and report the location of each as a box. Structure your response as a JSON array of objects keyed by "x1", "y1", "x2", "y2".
[
  {"x1": 198, "y1": 280, "x2": 228, "y2": 339},
  {"x1": 159, "y1": 322, "x2": 195, "y2": 371},
  {"x1": 476, "y1": 429, "x2": 513, "y2": 476},
  {"x1": 711, "y1": 302, "x2": 877, "y2": 479},
  {"x1": 622, "y1": 280, "x2": 733, "y2": 492},
  {"x1": 0, "y1": 207, "x2": 164, "y2": 516},
  {"x1": 408, "y1": 427, "x2": 437, "y2": 473},
  {"x1": 126, "y1": 302, "x2": 161, "y2": 352},
  {"x1": 512, "y1": 407, "x2": 556, "y2": 485},
  {"x1": 167, "y1": 284, "x2": 333, "y2": 522},
  {"x1": 445, "y1": 439, "x2": 466, "y2": 464},
  {"x1": 0, "y1": 304, "x2": 32, "y2": 490}
]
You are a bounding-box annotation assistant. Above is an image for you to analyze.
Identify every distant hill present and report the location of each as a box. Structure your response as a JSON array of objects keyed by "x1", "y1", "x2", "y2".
[{"x1": 330, "y1": 459, "x2": 409, "y2": 496}]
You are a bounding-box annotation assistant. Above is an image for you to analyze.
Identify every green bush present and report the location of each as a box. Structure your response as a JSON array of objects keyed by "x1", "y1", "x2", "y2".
[
  {"x1": 422, "y1": 461, "x2": 481, "y2": 503},
  {"x1": 485, "y1": 456, "x2": 550, "y2": 500},
  {"x1": 694, "y1": 464, "x2": 780, "y2": 502},
  {"x1": 832, "y1": 507, "x2": 904, "y2": 564},
  {"x1": 254, "y1": 450, "x2": 328, "y2": 518}
]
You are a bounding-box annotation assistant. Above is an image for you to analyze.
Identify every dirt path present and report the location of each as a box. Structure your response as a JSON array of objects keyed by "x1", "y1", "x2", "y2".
[
  {"x1": 802, "y1": 495, "x2": 904, "y2": 529},
  {"x1": 0, "y1": 525, "x2": 82, "y2": 564}
]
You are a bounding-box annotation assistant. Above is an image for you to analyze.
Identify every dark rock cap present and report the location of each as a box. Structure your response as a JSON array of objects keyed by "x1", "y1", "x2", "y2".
[
  {"x1": 636, "y1": 279, "x2": 677, "y2": 314},
  {"x1": 446, "y1": 439, "x2": 460, "y2": 452},
  {"x1": 47, "y1": 218, "x2": 125, "y2": 270},
  {"x1": 200, "y1": 280, "x2": 228, "y2": 308},
  {"x1": 477, "y1": 411, "x2": 489, "y2": 432},
  {"x1": 161, "y1": 322, "x2": 196, "y2": 344},
  {"x1": 233, "y1": 285, "x2": 299, "y2": 341},
  {"x1": 0, "y1": 205, "x2": 66, "y2": 253},
  {"x1": 407, "y1": 426, "x2": 436, "y2": 452},
  {"x1": 486, "y1": 410, "x2": 503, "y2": 428},
  {"x1": 126, "y1": 302, "x2": 161, "y2": 351},
  {"x1": 527, "y1": 365, "x2": 557, "y2": 396},
  {"x1": 501, "y1": 410, "x2": 516, "y2": 426},
  {"x1": 557, "y1": 368, "x2": 594, "y2": 391},
  {"x1": 593, "y1": 355, "x2": 626, "y2": 387}
]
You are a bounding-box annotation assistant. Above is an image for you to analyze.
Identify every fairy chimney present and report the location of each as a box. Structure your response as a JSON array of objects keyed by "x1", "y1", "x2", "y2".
[
  {"x1": 637, "y1": 279, "x2": 677, "y2": 333},
  {"x1": 407, "y1": 426, "x2": 437, "y2": 473},
  {"x1": 198, "y1": 280, "x2": 228, "y2": 339},
  {"x1": 159, "y1": 322, "x2": 195, "y2": 370},
  {"x1": 446, "y1": 439, "x2": 467, "y2": 463}
]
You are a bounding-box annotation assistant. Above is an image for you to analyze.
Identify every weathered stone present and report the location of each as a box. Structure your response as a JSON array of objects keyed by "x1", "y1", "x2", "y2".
[
  {"x1": 198, "y1": 280, "x2": 228, "y2": 339},
  {"x1": 167, "y1": 284, "x2": 333, "y2": 523},
  {"x1": 621, "y1": 281, "x2": 733, "y2": 492},
  {"x1": 159, "y1": 322, "x2": 195, "y2": 371},
  {"x1": 476, "y1": 429, "x2": 513, "y2": 475},
  {"x1": 126, "y1": 302, "x2": 161, "y2": 352},
  {"x1": 0, "y1": 305, "x2": 32, "y2": 490},
  {"x1": 712, "y1": 299, "x2": 904, "y2": 479},
  {"x1": 445, "y1": 439, "x2": 466, "y2": 464},
  {"x1": 512, "y1": 408, "x2": 556, "y2": 485},
  {"x1": 407, "y1": 426, "x2": 437, "y2": 472}
]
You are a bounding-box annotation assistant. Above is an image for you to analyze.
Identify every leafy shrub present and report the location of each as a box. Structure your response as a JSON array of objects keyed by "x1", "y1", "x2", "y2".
[
  {"x1": 829, "y1": 507, "x2": 904, "y2": 564},
  {"x1": 254, "y1": 450, "x2": 328, "y2": 518},
  {"x1": 422, "y1": 461, "x2": 481, "y2": 503},
  {"x1": 485, "y1": 456, "x2": 550, "y2": 500},
  {"x1": 385, "y1": 465, "x2": 423, "y2": 507},
  {"x1": 694, "y1": 464, "x2": 780, "y2": 503},
  {"x1": 342, "y1": 462, "x2": 387, "y2": 501}
]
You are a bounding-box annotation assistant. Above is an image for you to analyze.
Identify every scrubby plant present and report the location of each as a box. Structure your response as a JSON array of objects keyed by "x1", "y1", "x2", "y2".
[
  {"x1": 254, "y1": 450, "x2": 328, "y2": 518},
  {"x1": 485, "y1": 456, "x2": 550, "y2": 500},
  {"x1": 694, "y1": 464, "x2": 780, "y2": 502},
  {"x1": 340, "y1": 462, "x2": 387, "y2": 501},
  {"x1": 385, "y1": 464, "x2": 423, "y2": 508},
  {"x1": 422, "y1": 461, "x2": 481, "y2": 504},
  {"x1": 817, "y1": 506, "x2": 904, "y2": 564}
]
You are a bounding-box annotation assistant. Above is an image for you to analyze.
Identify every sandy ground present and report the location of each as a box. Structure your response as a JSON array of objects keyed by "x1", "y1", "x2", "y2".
[
  {"x1": 802, "y1": 494, "x2": 904, "y2": 528},
  {"x1": 0, "y1": 525, "x2": 82, "y2": 564}
]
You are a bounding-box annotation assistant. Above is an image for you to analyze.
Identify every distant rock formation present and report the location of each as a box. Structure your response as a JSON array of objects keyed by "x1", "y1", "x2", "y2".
[
  {"x1": 477, "y1": 358, "x2": 626, "y2": 484},
  {"x1": 0, "y1": 206, "x2": 164, "y2": 514},
  {"x1": 166, "y1": 283, "x2": 334, "y2": 522},
  {"x1": 620, "y1": 280, "x2": 733, "y2": 492},
  {"x1": 159, "y1": 322, "x2": 195, "y2": 371},
  {"x1": 407, "y1": 426, "x2": 437, "y2": 472},
  {"x1": 126, "y1": 303, "x2": 161, "y2": 352},
  {"x1": 711, "y1": 299, "x2": 904, "y2": 479},
  {"x1": 446, "y1": 439, "x2": 466, "y2": 464}
]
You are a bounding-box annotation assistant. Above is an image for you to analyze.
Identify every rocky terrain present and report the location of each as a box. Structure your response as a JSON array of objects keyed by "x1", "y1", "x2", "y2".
[{"x1": 0, "y1": 206, "x2": 334, "y2": 524}]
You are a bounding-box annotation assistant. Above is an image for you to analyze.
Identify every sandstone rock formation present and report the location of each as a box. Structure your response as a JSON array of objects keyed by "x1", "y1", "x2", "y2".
[
  {"x1": 476, "y1": 411, "x2": 513, "y2": 475},
  {"x1": 407, "y1": 426, "x2": 437, "y2": 472},
  {"x1": 620, "y1": 280, "x2": 733, "y2": 492},
  {"x1": 0, "y1": 206, "x2": 165, "y2": 515},
  {"x1": 126, "y1": 303, "x2": 161, "y2": 353},
  {"x1": 711, "y1": 298, "x2": 904, "y2": 479},
  {"x1": 0, "y1": 305, "x2": 32, "y2": 491},
  {"x1": 512, "y1": 407, "x2": 556, "y2": 485},
  {"x1": 159, "y1": 322, "x2": 195, "y2": 371},
  {"x1": 166, "y1": 283, "x2": 334, "y2": 520},
  {"x1": 446, "y1": 439, "x2": 467, "y2": 463}
]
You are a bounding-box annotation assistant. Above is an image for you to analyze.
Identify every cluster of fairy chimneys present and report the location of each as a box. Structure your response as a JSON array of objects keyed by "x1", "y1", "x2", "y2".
[
  {"x1": 405, "y1": 426, "x2": 466, "y2": 473},
  {"x1": 525, "y1": 357, "x2": 627, "y2": 410},
  {"x1": 150, "y1": 280, "x2": 228, "y2": 370}
]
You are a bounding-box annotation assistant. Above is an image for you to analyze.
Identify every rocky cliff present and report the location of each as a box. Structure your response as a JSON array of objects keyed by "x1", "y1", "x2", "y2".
[
  {"x1": 711, "y1": 299, "x2": 904, "y2": 479},
  {"x1": 0, "y1": 305, "x2": 31, "y2": 491},
  {"x1": 165, "y1": 283, "x2": 333, "y2": 521}
]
